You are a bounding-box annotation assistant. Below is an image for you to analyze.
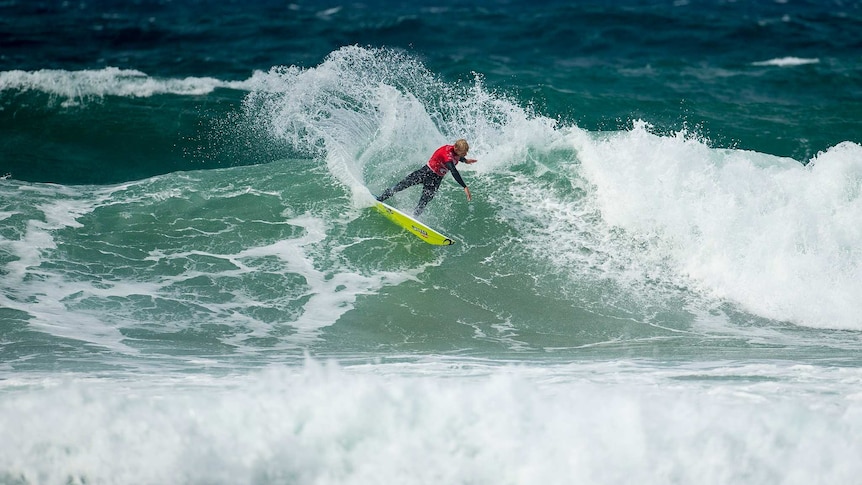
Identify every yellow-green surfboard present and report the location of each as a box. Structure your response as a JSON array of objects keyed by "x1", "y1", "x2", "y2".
[{"x1": 374, "y1": 201, "x2": 455, "y2": 246}]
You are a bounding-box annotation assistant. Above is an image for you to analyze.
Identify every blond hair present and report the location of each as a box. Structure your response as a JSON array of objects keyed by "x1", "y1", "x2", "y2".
[{"x1": 454, "y1": 139, "x2": 469, "y2": 153}]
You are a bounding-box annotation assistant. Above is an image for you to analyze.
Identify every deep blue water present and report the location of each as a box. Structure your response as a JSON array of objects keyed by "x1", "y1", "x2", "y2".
[{"x1": 3, "y1": 0, "x2": 861, "y2": 183}]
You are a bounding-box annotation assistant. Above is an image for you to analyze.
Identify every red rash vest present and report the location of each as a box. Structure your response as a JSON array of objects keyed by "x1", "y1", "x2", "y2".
[{"x1": 427, "y1": 145, "x2": 460, "y2": 176}]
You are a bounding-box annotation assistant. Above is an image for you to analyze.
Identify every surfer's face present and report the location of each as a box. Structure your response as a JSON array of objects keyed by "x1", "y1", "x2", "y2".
[{"x1": 454, "y1": 146, "x2": 468, "y2": 157}]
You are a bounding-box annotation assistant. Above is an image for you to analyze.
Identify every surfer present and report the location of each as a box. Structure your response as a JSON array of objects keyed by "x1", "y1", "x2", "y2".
[{"x1": 375, "y1": 139, "x2": 478, "y2": 216}]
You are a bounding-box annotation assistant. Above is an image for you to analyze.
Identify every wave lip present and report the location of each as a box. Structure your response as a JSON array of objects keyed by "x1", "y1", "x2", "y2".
[{"x1": 751, "y1": 57, "x2": 820, "y2": 67}]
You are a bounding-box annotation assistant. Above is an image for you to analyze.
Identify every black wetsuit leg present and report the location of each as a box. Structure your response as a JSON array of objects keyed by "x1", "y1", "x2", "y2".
[
  {"x1": 414, "y1": 173, "x2": 443, "y2": 216},
  {"x1": 376, "y1": 166, "x2": 429, "y2": 201},
  {"x1": 377, "y1": 165, "x2": 444, "y2": 216}
]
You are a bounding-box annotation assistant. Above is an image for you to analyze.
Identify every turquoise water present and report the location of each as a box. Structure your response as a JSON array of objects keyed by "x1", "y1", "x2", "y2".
[{"x1": 2, "y1": 2, "x2": 862, "y2": 484}]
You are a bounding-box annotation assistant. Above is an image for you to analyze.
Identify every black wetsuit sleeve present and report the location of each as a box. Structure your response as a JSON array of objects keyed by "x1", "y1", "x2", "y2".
[{"x1": 445, "y1": 160, "x2": 467, "y2": 188}]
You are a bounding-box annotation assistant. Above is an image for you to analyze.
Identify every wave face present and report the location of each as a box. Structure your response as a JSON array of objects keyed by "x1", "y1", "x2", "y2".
[
  {"x1": 3, "y1": 47, "x2": 860, "y2": 356},
  {"x1": 2, "y1": 1, "x2": 862, "y2": 484}
]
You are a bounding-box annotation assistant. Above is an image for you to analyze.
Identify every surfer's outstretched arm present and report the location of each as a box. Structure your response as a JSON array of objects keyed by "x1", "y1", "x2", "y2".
[{"x1": 445, "y1": 161, "x2": 472, "y2": 201}]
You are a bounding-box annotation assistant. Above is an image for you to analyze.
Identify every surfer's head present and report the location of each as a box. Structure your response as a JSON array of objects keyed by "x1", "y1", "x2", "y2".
[{"x1": 453, "y1": 139, "x2": 469, "y2": 157}]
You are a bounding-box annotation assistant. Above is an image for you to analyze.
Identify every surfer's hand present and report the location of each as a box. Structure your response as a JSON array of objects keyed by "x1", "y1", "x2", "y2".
[
  {"x1": 465, "y1": 187, "x2": 472, "y2": 201},
  {"x1": 465, "y1": 158, "x2": 477, "y2": 164}
]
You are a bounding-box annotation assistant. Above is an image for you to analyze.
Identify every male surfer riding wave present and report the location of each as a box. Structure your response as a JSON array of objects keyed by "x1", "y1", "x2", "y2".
[{"x1": 376, "y1": 139, "x2": 478, "y2": 216}]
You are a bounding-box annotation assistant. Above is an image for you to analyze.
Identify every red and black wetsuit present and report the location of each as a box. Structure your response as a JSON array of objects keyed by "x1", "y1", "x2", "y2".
[{"x1": 376, "y1": 144, "x2": 468, "y2": 216}]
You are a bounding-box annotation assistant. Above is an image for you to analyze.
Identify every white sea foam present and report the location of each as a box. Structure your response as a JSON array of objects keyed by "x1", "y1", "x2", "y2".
[
  {"x1": 1, "y1": 360, "x2": 860, "y2": 485},
  {"x1": 573, "y1": 122, "x2": 862, "y2": 330},
  {"x1": 752, "y1": 57, "x2": 820, "y2": 67},
  {"x1": 0, "y1": 183, "x2": 140, "y2": 351},
  {"x1": 0, "y1": 67, "x2": 255, "y2": 106},
  {"x1": 493, "y1": 119, "x2": 862, "y2": 331}
]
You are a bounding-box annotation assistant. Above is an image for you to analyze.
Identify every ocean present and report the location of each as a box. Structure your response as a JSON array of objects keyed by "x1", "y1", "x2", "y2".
[{"x1": 2, "y1": 0, "x2": 862, "y2": 483}]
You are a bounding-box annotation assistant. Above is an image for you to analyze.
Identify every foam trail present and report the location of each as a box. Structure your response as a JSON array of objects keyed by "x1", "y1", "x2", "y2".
[
  {"x1": 183, "y1": 213, "x2": 420, "y2": 343},
  {"x1": 0, "y1": 183, "x2": 136, "y2": 352}
]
